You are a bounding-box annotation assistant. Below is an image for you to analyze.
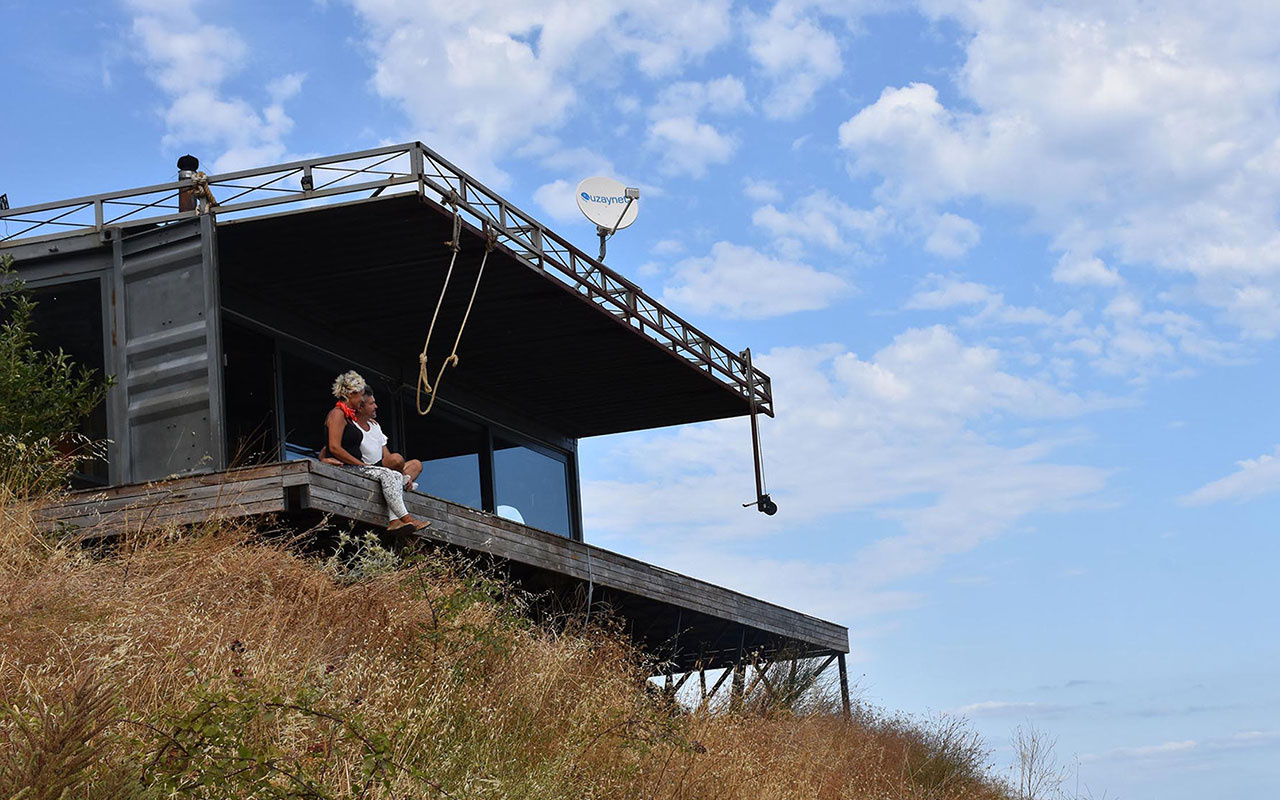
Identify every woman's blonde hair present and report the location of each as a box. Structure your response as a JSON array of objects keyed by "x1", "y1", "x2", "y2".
[{"x1": 331, "y1": 370, "x2": 367, "y2": 400}]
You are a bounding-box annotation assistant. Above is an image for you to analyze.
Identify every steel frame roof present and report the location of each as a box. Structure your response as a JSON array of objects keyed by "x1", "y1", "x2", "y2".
[{"x1": 0, "y1": 142, "x2": 772, "y2": 417}]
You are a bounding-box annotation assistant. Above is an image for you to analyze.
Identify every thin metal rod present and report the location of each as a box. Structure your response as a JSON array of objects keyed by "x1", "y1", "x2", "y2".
[{"x1": 743, "y1": 347, "x2": 766, "y2": 500}]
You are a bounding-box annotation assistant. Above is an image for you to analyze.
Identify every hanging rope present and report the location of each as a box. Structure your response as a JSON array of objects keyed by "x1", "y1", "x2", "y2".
[{"x1": 415, "y1": 200, "x2": 497, "y2": 416}]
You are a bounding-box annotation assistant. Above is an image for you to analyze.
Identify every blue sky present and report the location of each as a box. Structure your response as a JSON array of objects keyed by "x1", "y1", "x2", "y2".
[{"x1": 4, "y1": 1, "x2": 1280, "y2": 796}]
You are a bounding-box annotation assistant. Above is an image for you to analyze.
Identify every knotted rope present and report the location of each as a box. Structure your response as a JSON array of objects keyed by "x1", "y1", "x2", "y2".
[
  {"x1": 190, "y1": 171, "x2": 218, "y2": 214},
  {"x1": 416, "y1": 198, "x2": 497, "y2": 415}
]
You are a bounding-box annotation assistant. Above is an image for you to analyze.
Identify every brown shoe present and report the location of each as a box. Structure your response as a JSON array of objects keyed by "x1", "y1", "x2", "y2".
[{"x1": 389, "y1": 518, "x2": 430, "y2": 533}]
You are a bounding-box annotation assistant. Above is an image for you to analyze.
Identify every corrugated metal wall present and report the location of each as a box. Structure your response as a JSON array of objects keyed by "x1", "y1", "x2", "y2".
[{"x1": 109, "y1": 217, "x2": 225, "y2": 483}]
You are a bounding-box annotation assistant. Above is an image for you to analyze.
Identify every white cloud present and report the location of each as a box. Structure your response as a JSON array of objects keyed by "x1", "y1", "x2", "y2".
[
  {"x1": 646, "y1": 117, "x2": 738, "y2": 177},
  {"x1": 659, "y1": 242, "x2": 848, "y2": 318},
  {"x1": 954, "y1": 700, "x2": 1062, "y2": 717},
  {"x1": 645, "y1": 76, "x2": 748, "y2": 177},
  {"x1": 127, "y1": 0, "x2": 303, "y2": 173},
  {"x1": 924, "y1": 212, "x2": 981, "y2": 258},
  {"x1": 349, "y1": 0, "x2": 733, "y2": 182},
  {"x1": 1054, "y1": 253, "x2": 1122, "y2": 288},
  {"x1": 905, "y1": 274, "x2": 1074, "y2": 334},
  {"x1": 650, "y1": 75, "x2": 749, "y2": 119},
  {"x1": 583, "y1": 335, "x2": 1109, "y2": 616},
  {"x1": 651, "y1": 238, "x2": 685, "y2": 256},
  {"x1": 905, "y1": 275, "x2": 999, "y2": 310},
  {"x1": 532, "y1": 179, "x2": 582, "y2": 223},
  {"x1": 1080, "y1": 729, "x2": 1280, "y2": 766},
  {"x1": 838, "y1": 0, "x2": 1280, "y2": 337},
  {"x1": 752, "y1": 190, "x2": 892, "y2": 253},
  {"x1": 747, "y1": 4, "x2": 843, "y2": 119},
  {"x1": 743, "y1": 178, "x2": 782, "y2": 203},
  {"x1": 1081, "y1": 739, "x2": 1198, "y2": 764},
  {"x1": 1180, "y1": 445, "x2": 1280, "y2": 506}
]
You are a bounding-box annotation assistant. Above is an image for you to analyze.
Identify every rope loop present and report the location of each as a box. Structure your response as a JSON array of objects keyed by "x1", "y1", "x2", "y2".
[{"x1": 415, "y1": 221, "x2": 492, "y2": 416}]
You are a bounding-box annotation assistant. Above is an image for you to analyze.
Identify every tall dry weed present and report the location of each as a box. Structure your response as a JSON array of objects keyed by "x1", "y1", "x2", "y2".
[{"x1": 0, "y1": 495, "x2": 1011, "y2": 798}]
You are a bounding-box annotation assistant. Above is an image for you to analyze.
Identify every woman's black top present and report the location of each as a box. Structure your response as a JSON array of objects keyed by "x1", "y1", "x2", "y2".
[{"x1": 329, "y1": 419, "x2": 364, "y2": 463}]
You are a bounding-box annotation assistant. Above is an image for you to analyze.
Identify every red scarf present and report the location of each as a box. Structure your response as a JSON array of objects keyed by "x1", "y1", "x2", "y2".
[{"x1": 335, "y1": 400, "x2": 359, "y2": 423}]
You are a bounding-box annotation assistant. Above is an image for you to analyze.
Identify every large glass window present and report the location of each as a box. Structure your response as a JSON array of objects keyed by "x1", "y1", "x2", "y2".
[
  {"x1": 494, "y1": 437, "x2": 571, "y2": 537},
  {"x1": 402, "y1": 407, "x2": 485, "y2": 510},
  {"x1": 279, "y1": 351, "x2": 337, "y2": 459},
  {"x1": 222, "y1": 321, "x2": 279, "y2": 464}
]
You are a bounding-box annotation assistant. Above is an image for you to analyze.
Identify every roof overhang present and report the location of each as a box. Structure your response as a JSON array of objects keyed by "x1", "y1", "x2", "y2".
[
  {"x1": 1, "y1": 141, "x2": 773, "y2": 439},
  {"x1": 217, "y1": 192, "x2": 750, "y2": 437}
]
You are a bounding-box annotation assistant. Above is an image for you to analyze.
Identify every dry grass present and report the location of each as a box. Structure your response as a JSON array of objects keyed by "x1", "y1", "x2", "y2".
[{"x1": 0, "y1": 492, "x2": 1012, "y2": 799}]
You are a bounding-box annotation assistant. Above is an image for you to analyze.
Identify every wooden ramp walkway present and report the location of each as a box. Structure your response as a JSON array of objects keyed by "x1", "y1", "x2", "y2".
[{"x1": 39, "y1": 461, "x2": 849, "y2": 674}]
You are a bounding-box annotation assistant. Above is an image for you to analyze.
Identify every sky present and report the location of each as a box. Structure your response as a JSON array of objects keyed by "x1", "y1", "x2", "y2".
[{"x1": 3, "y1": 1, "x2": 1279, "y2": 797}]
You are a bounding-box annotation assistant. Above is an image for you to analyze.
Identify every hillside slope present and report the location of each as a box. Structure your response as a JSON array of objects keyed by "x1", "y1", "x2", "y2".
[{"x1": 0, "y1": 497, "x2": 1011, "y2": 799}]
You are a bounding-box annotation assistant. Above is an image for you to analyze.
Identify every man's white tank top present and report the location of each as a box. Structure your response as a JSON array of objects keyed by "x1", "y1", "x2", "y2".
[{"x1": 358, "y1": 420, "x2": 388, "y2": 464}]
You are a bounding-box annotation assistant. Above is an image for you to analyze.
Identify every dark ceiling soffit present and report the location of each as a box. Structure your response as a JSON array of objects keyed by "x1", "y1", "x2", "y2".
[{"x1": 218, "y1": 194, "x2": 762, "y2": 428}]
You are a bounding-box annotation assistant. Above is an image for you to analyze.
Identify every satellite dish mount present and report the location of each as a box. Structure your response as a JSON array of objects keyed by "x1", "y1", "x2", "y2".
[{"x1": 576, "y1": 177, "x2": 640, "y2": 261}]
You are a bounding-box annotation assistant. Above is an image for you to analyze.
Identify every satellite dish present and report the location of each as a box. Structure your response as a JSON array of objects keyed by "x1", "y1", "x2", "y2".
[
  {"x1": 576, "y1": 176, "x2": 640, "y2": 260},
  {"x1": 576, "y1": 177, "x2": 639, "y2": 230}
]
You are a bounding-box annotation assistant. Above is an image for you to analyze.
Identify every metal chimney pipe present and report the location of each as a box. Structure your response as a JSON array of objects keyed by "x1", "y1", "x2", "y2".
[{"x1": 177, "y1": 154, "x2": 199, "y2": 212}]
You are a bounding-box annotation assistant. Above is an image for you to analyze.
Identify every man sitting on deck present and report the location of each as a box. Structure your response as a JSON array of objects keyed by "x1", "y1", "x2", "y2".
[
  {"x1": 355, "y1": 388, "x2": 422, "y2": 491},
  {"x1": 320, "y1": 389, "x2": 422, "y2": 491}
]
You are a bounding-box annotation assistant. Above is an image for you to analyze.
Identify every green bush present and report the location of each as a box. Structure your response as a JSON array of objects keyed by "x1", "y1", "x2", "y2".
[{"x1": 0, "y1": 253, "x2": 111, "y2": 496}]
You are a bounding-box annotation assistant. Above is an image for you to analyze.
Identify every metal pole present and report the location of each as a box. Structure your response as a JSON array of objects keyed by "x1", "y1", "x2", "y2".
[
  {"x1": 744, "y1": 347, "x2": 764, "y2": 503},
  {"x1": 838, "y1": 653, "x2": 851, "y2": 720},
  {"x1": 741, "y1": 348, "x2": 776, "y2": 515}
]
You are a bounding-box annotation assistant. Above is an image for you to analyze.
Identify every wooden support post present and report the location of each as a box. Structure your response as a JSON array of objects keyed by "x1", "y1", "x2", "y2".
[
  {"x1": 730, "y1": 662, "x2": 745, "y2": 713},
  {"x1": 699, "y1": 664, "x2": 707, "y2": 701},
  {"x1": 744, "y1": 654, "x2": 776, "y2": 699},
  {"x1": 700, "y1": 666, "x2": 734, "y2": 712},
  {"x1": 838, "y1": 653, "x2": 851, "y2": 720},
  {"x1": 809, "y1": 654, "x2": 837, "y2": 697}
]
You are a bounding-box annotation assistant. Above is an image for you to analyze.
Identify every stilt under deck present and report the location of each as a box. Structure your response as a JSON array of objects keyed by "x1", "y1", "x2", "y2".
[{"x1": 38, "y1": 462, "x2": 851, "y2": 709}]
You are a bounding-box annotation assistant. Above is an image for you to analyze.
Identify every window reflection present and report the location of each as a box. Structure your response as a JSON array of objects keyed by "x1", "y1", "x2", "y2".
[
  {"x1": 402, "y1": 408, "x2": 484, "y2": 510},
  {"x1": 494, "y1": 438, "x2": 570, "y2": 537}
]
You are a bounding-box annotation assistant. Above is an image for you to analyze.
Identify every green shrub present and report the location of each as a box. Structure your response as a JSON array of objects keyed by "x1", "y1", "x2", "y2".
[{"x1": 0, "y1": 253, "x2": 111, "y2": 496}]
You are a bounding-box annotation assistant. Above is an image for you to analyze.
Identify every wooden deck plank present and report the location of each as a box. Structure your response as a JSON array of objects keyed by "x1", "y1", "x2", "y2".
[
  {"x1": 55, "y1": 488, "x2": 289, "y2": 535},
  {"x1": 40, "y1": 460, "x2": 849, "y2": 655},
  {"x1": 40, "y1": 476, "x2": 288, "y2": 522}
]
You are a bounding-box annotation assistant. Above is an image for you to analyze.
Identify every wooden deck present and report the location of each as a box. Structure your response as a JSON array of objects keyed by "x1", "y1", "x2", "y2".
[{"x1": 38, "y1": 461, "x2": 849, "y2": 672}]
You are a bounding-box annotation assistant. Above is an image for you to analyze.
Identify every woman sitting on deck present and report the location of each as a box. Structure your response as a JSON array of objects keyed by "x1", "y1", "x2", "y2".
[{"x1": 324, "y1": 370, "x2": 429, "y2": 532}]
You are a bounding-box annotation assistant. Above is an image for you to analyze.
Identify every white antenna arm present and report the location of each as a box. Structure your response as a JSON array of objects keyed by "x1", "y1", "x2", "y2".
[
  {"x1": 598, "y1": 187, "x2": 640, "y2": 261},
  {"x1": 608, "y1": 187, "x2": 641, "y2": 235}
]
